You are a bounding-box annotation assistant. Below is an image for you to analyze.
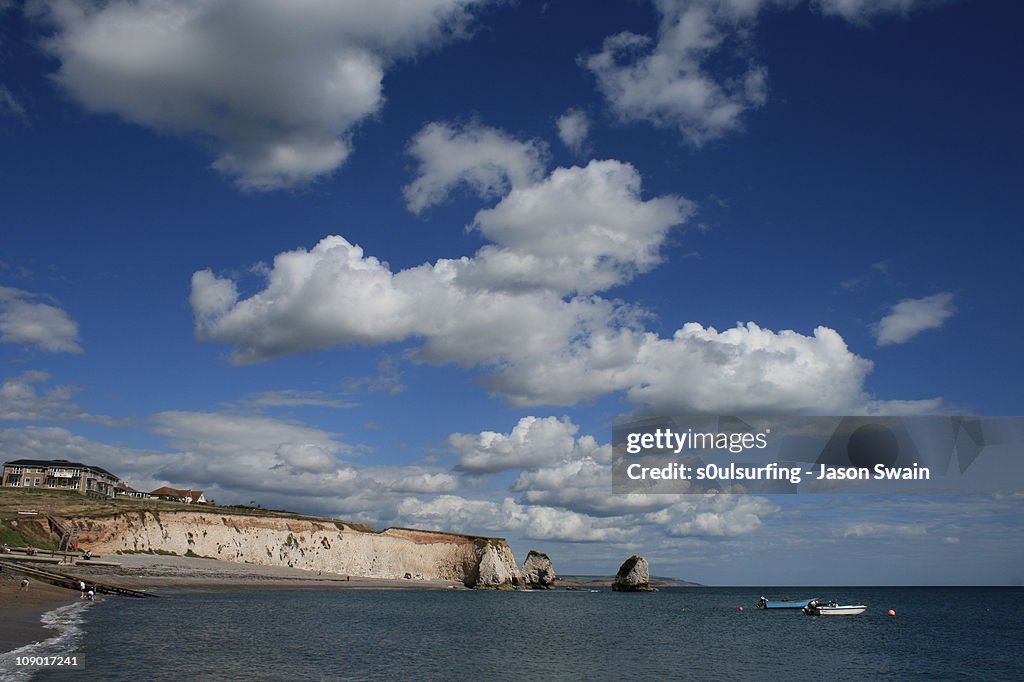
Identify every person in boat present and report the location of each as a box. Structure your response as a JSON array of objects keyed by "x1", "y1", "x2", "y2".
[{"x1": 756, "y1": 596, "x2": 768, "y2": 609}]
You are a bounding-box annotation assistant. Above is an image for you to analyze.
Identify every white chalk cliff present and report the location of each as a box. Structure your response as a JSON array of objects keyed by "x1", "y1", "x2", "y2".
[{"x1": 71, "y1": 510, "x2": 521, "y2": 588}]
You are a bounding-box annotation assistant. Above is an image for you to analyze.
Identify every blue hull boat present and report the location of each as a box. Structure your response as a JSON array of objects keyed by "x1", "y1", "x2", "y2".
[{"x1": 756, "y1": 597, "x2": 815, "y2": 609}]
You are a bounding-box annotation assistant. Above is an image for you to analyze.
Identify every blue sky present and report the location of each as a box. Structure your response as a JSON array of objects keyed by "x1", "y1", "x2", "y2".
[{"x1": 1, "y1": 0, "x2": 1022, "y2": 585}]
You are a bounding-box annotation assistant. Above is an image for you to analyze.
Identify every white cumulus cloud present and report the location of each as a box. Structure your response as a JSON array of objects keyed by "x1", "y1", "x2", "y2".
[
  {"x1": 1, "y1": 371, "x2": 77, "y2": 421},
  {"x1": 191, "y1": 124, "x2": 880, "y2": 414},
  {"x1": 481, "y1": 320, "x2": 873, "y2": 412},
  {"x1": 396, "y1": 495, "x2": 630, "y2": 543},
  {"x1": 583, "y1": 0, "x2": 945, "y2": 145},
  {"x1": 32, "y1": 0, "x2": 486, "y2": 190},
  {"x1": 583, "y1": 0, "x2": 769, "y2": 146},
  {"x1": 556, "y1": 109, "x2": 590, "y2": 153},
  {"x1": 0, "y1": 287, "x2": 82, "y2": 353},
  {"x1": 403, "y1": 121, "x2": 548, "y2": 213},
  {"x1": 874, "y1": 292, "x2": 956, "y2": 346},
  {"x1": 466, "y1": 159, "x2": 693, "y2": 294},
  {"x1": 626, "y1": 322, "x2": 874, "y2": 413},
  {"x1": 645, "y1": 495, "x2": 780, "y2": 537},
  {"x1": 0, "y1": 418, "x2": 457, "y2": 519},
  {"x1": 453, "y1": 416, "x2": 777, "y2": 537},
  {"x1": 0, "y1": 425, "x2": 172, "y2": 491},
  {"x1": 147, "y1": 410, "x2": 459, "y2": 514},
  {"x1": 512, "y1": 456, "x2": 666, "y2": 518},
  {"x1": 814, "y1": 0, "x2": 923, "y2": 23},
  {"x1": 450, "y1": 415, "x2": 605, "y2": 473},
  {"x1": 191, "y1": 150, "x2": 693, "y2": 360}
]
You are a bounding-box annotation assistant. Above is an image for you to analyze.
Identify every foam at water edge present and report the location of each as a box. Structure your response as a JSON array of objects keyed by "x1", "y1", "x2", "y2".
[{"x1": 0, "y1": 601, "x2": 92, "y2": 682}]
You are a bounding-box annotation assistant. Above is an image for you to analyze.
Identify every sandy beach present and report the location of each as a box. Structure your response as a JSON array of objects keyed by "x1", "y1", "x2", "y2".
[{"x1": 0, "y1": 572, "x2": 80, "y2": 654}]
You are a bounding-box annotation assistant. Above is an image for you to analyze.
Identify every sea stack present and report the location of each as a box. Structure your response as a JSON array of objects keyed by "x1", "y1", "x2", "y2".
[
  {"x1": 612, "y1": 555, "x2": 658, "y2": 592},
  {"x1": 521, "y1": 550, "x2": 557, "y2": 589}
]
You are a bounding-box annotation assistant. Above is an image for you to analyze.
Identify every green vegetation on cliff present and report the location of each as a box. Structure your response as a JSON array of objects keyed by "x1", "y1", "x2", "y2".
[{"x1": 0, "y1": 488, "x2": 349, "y2": 525}]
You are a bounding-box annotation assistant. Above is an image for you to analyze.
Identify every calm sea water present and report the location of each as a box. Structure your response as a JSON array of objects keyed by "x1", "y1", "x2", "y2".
[{"x1": 9, "y1": 586, "x2": 1024, "y2": 681}]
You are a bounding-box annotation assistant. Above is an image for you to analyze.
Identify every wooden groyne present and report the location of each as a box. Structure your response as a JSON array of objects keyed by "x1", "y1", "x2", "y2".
[
  {"x1": 0, "y1": 559, "x2": 158, "y2": 598},
  {"x1": 0, "y1": 546, "x2": 118, "y2": 567}
]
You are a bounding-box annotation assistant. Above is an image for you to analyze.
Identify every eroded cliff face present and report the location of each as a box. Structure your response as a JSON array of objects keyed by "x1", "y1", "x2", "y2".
[
  {"x1": 70, "y1": 510, "x2": 520, "y2": 587},
  {"x1": 466, "y1": 541, "x2": 521, "y2": 588}
]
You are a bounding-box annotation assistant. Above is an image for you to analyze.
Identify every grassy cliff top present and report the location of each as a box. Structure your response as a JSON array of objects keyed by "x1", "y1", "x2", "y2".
[
  {"x1": 0, "y1": 489, "x2": 501, "y2": 542},
  {"x1": 0, "y1": 488, "x2": 370, "y2": 529}
]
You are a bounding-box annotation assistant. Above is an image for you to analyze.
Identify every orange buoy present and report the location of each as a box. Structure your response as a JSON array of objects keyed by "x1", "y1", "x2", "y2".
[
  {"x1": 738, "y1": 607, "x2": 744, "y2": 612},
  {"x1": 887, "y1": 609, "x2": 896, "y2": 617}
]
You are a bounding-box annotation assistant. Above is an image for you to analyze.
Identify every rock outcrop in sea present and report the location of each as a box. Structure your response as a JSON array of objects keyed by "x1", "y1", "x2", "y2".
[
  {"x1": 612, "y1": 555, "x2": 658, "y2": 592},
  {"x1": 521, "y1": 550, "x2": 556, "y2": 589},
  {"x1": 68, "y1": 510, "x2": 520, "y2": 588}
]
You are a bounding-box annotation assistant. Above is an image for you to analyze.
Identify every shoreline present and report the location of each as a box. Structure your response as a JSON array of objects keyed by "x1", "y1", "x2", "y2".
[{"x1": 0, "y1": 574, "x2": 81, "y2": 655}]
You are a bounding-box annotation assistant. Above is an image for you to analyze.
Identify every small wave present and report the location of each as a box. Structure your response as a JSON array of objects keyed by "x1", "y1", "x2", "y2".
[{"x1": 0, "y1": 601, "x2": 91, "y2": 682}]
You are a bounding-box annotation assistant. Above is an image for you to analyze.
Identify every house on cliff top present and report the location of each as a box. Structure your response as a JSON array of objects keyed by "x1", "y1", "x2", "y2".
[
  {"x1": 150, "y1": 486, "x2": 207, "y2": 504},
  {"x1": 114, "y1": 482, "x2": 152, "y2": 499},
  {"x1": 1, "y1": 458, "x2": 121, "y2": 498}
]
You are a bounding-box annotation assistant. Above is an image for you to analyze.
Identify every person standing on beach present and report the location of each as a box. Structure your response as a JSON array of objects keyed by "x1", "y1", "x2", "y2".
[
  {"x1": 19, "y1": 577, "x2": 29, "y2": 592},
  {"x1": 79, "y1": 580, "x2": 87, "y2": 599}
]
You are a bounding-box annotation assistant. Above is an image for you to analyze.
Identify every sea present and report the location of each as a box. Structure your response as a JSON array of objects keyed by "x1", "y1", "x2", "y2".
[{"x1": 3, "y1": 586, "x2": 1023, "y2": 681}]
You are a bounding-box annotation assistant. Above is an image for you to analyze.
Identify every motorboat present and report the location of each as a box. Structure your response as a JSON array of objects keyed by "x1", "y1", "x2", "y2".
[
  {"x1": 815, "y1": 605, "x2": 867, "y2": 616},
  {"x1": 802, "y1": 599, "x2": 867, "y2": 616}
]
